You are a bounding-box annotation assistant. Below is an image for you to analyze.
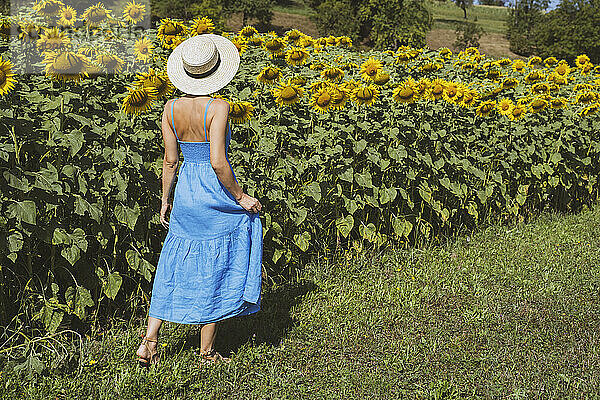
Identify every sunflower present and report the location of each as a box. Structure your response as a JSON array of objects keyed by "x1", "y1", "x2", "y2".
[
  {"x1": 311, "y1": 87, "x2": 334, "y2": 113},
  {"x1": 57, "y1": 5, "x2": 77, "y2": 27},
  {"x1": 43, "y1": 50, "x2": 93, "y2": 82},
  {"x1": 36, "y1": 27, "x2": 70, "y2": 54},
  {"x1": 392, "y1": 79, "x2": 418, "y2": 104},
  {"x1": 531, "y1": 82, "x2": 550, "y2": 95},
  {"x1": 264, "y1": 37, "x2": 287, "y2": 57},
  {"x1": 550, "y1": 97, "x2": 568, "y2": 109},
  {"x1": 427, "y1": 78, "x2": 446, "y2": 101},
  {"x1": 96, "y1": 53, "x2": 125, "y2": 74},
  {"x1": 78, "y1": 46, "x2": 97, "y2": 59},
  {"x1": 527, "y1": 56, "x2": 542, "y2": 67},
  {"x1": 360, "y1": 57, "x2": 383, "y2": 82},
  {"x1": 34, "y1": 0, "x2": 64, "y2": 17},
  {"x1": 464, "y1": 47, "x2": 479, "y2": 56},
  {"x1": 322, "y1": 67, "x2": 344, "y2": 82},
  {"x1": 18, "y1": 20, "x2": 41, "y2": 42},
  {"x1": 351, "y1": 84, "x2": 379, "y2": 107},
  {"x1": 340, "y1": 79, "x2": 360, "y2": 93},
  {"x1": 476, "y1": 100, "x2": 496, "y2": 117},
  {"x1": 509, "y1": 104, "x2": 526, "y2": 121},
  {"x1": 247, "y1": 36, "x2": 264, "y2": 46},
  {"x1": 373, "y1": 71, "x2": 390, "y2": 85},
  {"x1": 544, "y1": 57, "x2": 558, "y2": 67},
  {"x1": 136, "y1": 68, "x2": 173, "y2": 99},
  {"x1": 413, "y1": 78, "x2": 430, "y2": 99},
  {"x1": 512, "y1": 59, "x2": 527, "y2": 73},
  {"x1": 133, "y1": 36, "x2": 153, "y2": 63},
  {"x1": 329, "y1": 86, "x2": 350, "y2": 110},
  {"x1": 285, "y1": 29, "x2": 304, "y2": 45},
  {"x1": 0, "y1": 55, "x2": 17, "y2": 96},
  {"x1": 460, "y1": 88, "x2": 479, "y2": 108},
  {"x1": 239, "y1": 26, "x2": 258, "y2": 38},
  {"x1": 576, "y1": 54, "x2": 590, "y2": 68},
  {"x1": 485, "y1": 68, "x2": 502, "y2": 81},
  {"x1": 444, "y1": 81, "x2": 464, "y2": 103},
  {"x1": 0, "y1": 18, "x2": 15, "y2": 39},
  {"x1": 228, "y1": 101, "x2": 254, "y2": 124},
  {"x1": 496, "y1": 98, "x2": 514, "y2": 116},
  {"x1": 438, "y1": 47, "x2": 452, "y2": 58},
  {"x1": 420, "y1": 62, "x2": 441, "y2": 73},
  {"x1": 255, "y1": 67, "x2": 280, "y2": 86},
  {"x1": 226, "y1": 36, "x2": 246, "y2": 54},
  {"x1": 121, "y1": 85, "x2": 157, "y2": 115},
  {"x1": 579, "y1": 103, "x2": 599, "y2": 117},
  {"x1": 524, "y1": 70, "x2": 545, "y2": 84},
  {"x1": 298, "y1": 35, "x2": 314, "y2": 48},
  {"x1": 580, "y1": 62, "x2": 593, "y2": 75},
  {"x1": 122, "y1": 0, "x2": 146, "y2": 25},
  {"x1": 575, "y1": 91, "x2": 598, "y2": 104},
  {"x1": 157, "y1": 18, "x2": 187, "y2": 49},
  {"x1": 272, "y1": 79, "x2": 304, "y2": 107},
  {"x1": 286, "y1": 47, "x2": 309, "y2": 66},
  {"x1": 548, "y1": 73, "x2": 567, "y2": 85},
  {"x1": 336, "y1": 36, "x2": 352, "y2": 47},
  {"x1": 82, "y1": 2, "x2": 113, "y2": 27},
  {"x1": 554, "y1": 62, "x2": 570, "y2": 77},
  {"x1": 502, "y1": 77, "x2": 518, "y2": 90},
  {"x1": 394, "y1": 51, "x2": 414, "y2": 64},
  {"x1": 189, "y1": 16, "x2": 214, "y2": 35},
  {"x1": 529, "y1": 96, "x2": 548, "y2": 113}
]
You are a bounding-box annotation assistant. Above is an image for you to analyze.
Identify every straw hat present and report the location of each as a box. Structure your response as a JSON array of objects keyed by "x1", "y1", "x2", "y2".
[{"x1": 166, "y1": 34, "x2": 240, "y2": 95}]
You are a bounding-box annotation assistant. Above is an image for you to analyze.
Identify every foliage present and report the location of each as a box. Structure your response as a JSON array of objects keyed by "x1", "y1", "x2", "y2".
[
  {"x1": 310, "y1": 0, "x2": 432, "y2": 49},
  {"x1": 1, "y1": 4, "x2": 600, "y2": 342},
  {"x1": 506, "y1": 0, "x2": 549, "y2": 56},
  {"x1": 454, "y1": 20, "x2": 485, "y2": 50},
  {"x1": 532, "y1": 0, "x2": 600, "y2": 64},
  {"x1": 478, "y1": 0, "x2": 506, "y2": 5}
]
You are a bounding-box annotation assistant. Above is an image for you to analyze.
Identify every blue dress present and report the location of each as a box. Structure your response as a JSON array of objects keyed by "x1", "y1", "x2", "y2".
[{"x1": 148, "y1": 97, "x2": 262, "y2": 324}]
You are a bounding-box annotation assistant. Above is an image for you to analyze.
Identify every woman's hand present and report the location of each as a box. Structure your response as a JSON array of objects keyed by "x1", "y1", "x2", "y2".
[
  {"x1": 237, "y1": 193, "x2": 262, "y2": 214},
  {"x1": 160, "y1": 202, "x2": 172, "y2": 229}
]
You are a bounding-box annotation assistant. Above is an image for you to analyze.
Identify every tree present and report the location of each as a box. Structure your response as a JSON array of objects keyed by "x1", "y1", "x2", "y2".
[
  {"x1": 310, "y1": 0, "x2": 432, "y2": 49},
  {"x1": 506, "y1": 0, "x2": 549, "y2": 55},
  {"x1": 454, "y1": 20, "x2": 485, "y2": 50},
  {"x1": 453, "y1": 0, "x2": 474, "y2": 19}
]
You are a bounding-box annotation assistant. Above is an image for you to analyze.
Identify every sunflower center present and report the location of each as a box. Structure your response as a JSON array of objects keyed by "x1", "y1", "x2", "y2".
[
  {"x1": 356, "y1": 88, "x2": 374, "y2": 101},
  {"x1": 164, "y1": 23, "x2": 182, "y2": 35},
  {"x1": 513, "y1": 107, "x2": 524, "y2": 117},
  {"x1": 130, "y1": 90, "x2": 149, "y2": 107},
  {"x1": 0, "y1": 70, "x2": 5, "y2": 85},
  {"x1": 317, "y1": 92, "x2": 332, "y2": 107},
  {"x1": 265, "y1": 68, "x2": 278, "y2": 80},
  {"x1": 54, "y1": 52, "x2": 83, "y2": 73},
  {"x1": 531, "y1": 100, "x2": 545, "y2": 111},
  {"x1": 281, "y1": 86, "x2": 299, "y2": 100},
  {"x1": 88, "y1": 8, "x2": 107, "y2": 23},
  {"x1": 398, "y1": 87, "x2": 414, "y2": 100}
]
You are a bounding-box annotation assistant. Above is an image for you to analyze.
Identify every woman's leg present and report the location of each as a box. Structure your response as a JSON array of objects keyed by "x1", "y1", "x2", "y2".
[
  {"x1": 136, "y1": 316, "x2": 162, "y2": 360},
  {"x1": 199, "y1": 321, "x2": 218, "y2": 353}
]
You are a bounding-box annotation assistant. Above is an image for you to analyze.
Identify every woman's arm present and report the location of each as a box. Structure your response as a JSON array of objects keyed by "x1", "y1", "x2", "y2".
[
  {"x1": 161, "y1": 101, "x2": 179, "y2": 205},
  {"x1": 208, "y1": 99, "x2": 244, "y2": 201}
]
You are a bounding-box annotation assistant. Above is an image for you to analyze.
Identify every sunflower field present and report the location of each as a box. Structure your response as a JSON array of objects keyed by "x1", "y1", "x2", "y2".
[{"x1": 1, "y1": 0, "x2": 600, "y2": 335}]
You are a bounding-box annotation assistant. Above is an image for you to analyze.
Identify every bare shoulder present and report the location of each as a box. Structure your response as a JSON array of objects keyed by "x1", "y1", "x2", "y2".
[{"x1": 212, "y1": 98, "x2": 230, "y2": 114}]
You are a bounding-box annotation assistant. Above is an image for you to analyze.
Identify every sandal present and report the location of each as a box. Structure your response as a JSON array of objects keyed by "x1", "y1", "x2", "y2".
[
  {"x1": 137, "y1": 335, "x2": 161, "y2": 368},
  {"x1": 198, "y1": 348, "x2": 231, "y2": 365}
]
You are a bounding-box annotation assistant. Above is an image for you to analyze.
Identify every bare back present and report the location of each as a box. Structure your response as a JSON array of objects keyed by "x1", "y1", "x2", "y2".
[{"x1": 168, "y1": 96, "x2": 228, "y2": 143}]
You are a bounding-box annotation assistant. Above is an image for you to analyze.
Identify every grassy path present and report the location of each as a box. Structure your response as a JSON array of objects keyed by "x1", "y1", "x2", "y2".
[{"x1": 3, "y1": 206, "x2": 600, "y2": 398}]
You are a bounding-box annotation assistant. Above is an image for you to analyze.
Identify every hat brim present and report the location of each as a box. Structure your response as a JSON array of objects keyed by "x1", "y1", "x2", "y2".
[{"x1": 167, "y1": 34, "x2": 240, "y2": 95}]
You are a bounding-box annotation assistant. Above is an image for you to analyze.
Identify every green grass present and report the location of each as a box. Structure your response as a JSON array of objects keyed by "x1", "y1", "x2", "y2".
[
  {"x1": 429, "y1": 1, "x2": 509, "y2": 34},
  {"x1": 2, "y1": 205, "x2": 600, "y2": 399}
]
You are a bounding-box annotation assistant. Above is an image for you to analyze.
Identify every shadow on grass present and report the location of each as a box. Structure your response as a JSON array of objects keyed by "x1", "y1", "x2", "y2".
[{"x1": 170, "y1": 278, "x2": 319, "y2": 358}]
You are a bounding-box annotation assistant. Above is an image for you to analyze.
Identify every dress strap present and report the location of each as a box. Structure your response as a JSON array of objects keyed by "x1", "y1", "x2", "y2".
[
  {"x1": 204, "y1": 98, "x2": 215, "y2": 142},
  {"x1": 170, "y1": 97, "x2": 180, "y2": 141}
]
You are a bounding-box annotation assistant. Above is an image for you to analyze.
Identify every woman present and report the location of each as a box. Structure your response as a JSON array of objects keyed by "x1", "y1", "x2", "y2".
[{"x1": 135, "y1": 34, "x2": 263, "y2": 367}]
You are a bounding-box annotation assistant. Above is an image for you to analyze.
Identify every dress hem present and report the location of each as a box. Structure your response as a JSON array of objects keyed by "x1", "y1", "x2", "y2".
[{"x1": 148, "y1": 301, "x2": 260, "y2": 325}]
